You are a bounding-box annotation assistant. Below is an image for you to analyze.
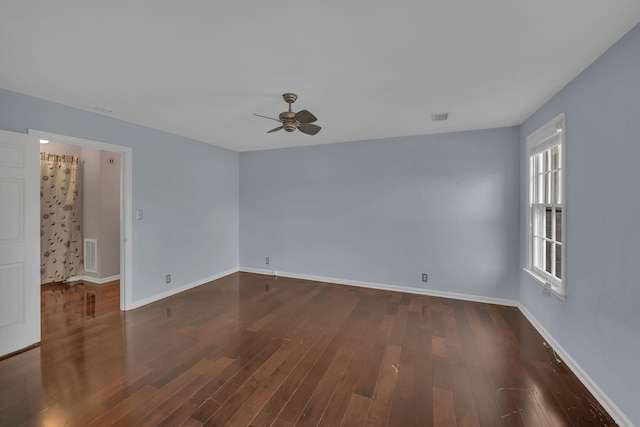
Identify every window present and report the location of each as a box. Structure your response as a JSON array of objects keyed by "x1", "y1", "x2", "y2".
[{"x1": 525, "y1": 113, "x2": 566, "y2": 298}]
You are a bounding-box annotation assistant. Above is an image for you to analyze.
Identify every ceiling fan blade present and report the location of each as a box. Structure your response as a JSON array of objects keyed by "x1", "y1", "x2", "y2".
[
  {"x1": 294, "y1": 109, "x2": 317, "y2": 124},
  {"x1": 298, "y1": 123, "x2": 321, "y2": 135},
  {"x1": 267, "y1": 126, "x2": 284, "y2": 133},
  {"x1": 254, "y1": 113, "x2": 283, "y2": 123}
]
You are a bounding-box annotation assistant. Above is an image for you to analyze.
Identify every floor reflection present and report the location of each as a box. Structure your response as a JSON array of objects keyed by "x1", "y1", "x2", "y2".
[
  {"x1": 41, "y1": 280, "x2": 119, "y2": 329},
  {"x1": 0, "y1": 274, "x2": 620, "y2": 426},
  {"x1": 40, "y1": 280, "x2": 123, "y2": 419}
]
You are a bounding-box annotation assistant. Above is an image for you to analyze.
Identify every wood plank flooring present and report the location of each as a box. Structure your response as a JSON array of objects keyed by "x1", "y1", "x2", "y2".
[{"x1": 0, "y1": 273, "x2": 617, "y2": 426}]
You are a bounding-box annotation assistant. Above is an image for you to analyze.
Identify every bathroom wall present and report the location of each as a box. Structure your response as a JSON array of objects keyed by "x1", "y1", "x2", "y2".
[{"x1": 39, "y1": 141, "x2": 121, "y2": 281}]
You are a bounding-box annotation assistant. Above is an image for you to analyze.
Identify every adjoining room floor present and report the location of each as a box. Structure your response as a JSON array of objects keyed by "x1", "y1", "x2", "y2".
[{"x1": 0, "y1": 273, "x2": 616, "y2": 426}]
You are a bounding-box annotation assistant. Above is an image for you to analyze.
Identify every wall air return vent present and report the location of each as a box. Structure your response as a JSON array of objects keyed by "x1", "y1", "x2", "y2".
[
  {"x1": 431, "y1": 113, "x2": 449, "y2": 122},
  {"x1": 84, "y1": 238, "x2": 98, "y2": 273}
]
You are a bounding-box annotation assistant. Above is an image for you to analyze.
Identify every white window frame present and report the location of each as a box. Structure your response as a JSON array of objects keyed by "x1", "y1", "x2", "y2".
[{"x1": 524, "y1": 113, "x2": 566, "y2": 299}]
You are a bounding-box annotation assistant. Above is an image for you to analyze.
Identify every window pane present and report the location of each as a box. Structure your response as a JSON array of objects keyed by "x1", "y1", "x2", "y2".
[
  {"x1": 533, "y1": 206, "x2": 543, "y2": 238},
  {"x1": 544, "y1": 173, "x2": 551, "y2": 204},
  {"x1": 527, "y1": 116, "x2": 564, "y2": 289},
  {"x1": 545, "y1": 207, "x2": 552, "y2": 239},
  {"x1": 544, "y1": 150, "x2": 550, "y2": 172},
  {"x1": 533, "y1": 237, "x2": 542, "y2": 269},
  {"x1": 535, "y1": 153, "x2": 543, "y2": 175},
  {"x1": 557, "y1": 171, "x2": 562, "y2": 204},
  {"x1": 556, "y1": 208, "x2": 562, "y2": 242},
  {"x1": 557, "y1": 145, "x2": 562, "y2": 169},
  {"x1": 537, "y1": 173, "x2": 544, "y2": 203},
  {"x1": 551, "y1": 145, "x2": 559, "y2": 170}
]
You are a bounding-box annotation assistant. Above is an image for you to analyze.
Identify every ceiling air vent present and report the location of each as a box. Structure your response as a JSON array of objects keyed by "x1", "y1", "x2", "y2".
[{"x1": 431, "y1": 112, "x2": 449, "y2": 122}]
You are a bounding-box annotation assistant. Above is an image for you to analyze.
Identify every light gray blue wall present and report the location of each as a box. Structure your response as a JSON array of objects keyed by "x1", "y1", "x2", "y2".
[
  {"x1": 4, "y1": 22, "x2": 637, "y2": 423},
  {"x1": 0, "y1": 89, "x2": 239, "y2": 303},
  {"x1": 240, "y1": 127, "x2": 520, "y2": 300},
  {"x1": 519, "y1": 24, "x2": 640, "y2": 425}
]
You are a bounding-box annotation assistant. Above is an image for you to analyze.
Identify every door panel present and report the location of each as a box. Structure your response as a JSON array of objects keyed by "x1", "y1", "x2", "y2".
[{"x1": 0, "y1": 130, "x2": 39, "y2": 356}]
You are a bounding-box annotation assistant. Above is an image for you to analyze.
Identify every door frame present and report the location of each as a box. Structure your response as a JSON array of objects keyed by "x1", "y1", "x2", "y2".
[{"x1": 29, "y1": 130, "x2": 133, "y2": 311}]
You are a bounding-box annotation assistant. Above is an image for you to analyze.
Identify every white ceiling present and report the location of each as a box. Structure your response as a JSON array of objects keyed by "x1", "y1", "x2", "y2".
[{"x1": 1, "y1": 1, "x2": 639, "y2": 152}]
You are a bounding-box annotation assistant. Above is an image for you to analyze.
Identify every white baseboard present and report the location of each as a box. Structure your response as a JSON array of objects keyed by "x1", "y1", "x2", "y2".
[
  {"x1": 239, "y1": 267, "x2": 519, "y2": 307},
  {"x1": 518, "y1": 304, "x2": 633, "y2": 427},
  {"x1": 114, "y1": 265, "x2": 631, "y2": 425},
  {"x1": 66, "y1": 274, "x2": 120, "y2": 285},
  {"x1": 127, "y1": 268, "x2": 239, "y2": 310},
  {"x1": 241, "y1": 267, "x2": 631, "y2": 425}
]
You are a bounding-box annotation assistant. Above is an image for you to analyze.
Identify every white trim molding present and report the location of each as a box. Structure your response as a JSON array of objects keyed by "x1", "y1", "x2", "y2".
[
  {"x1": 522, "y1": 268, "x2": 566, "y2": 300},
  {"x1": 67, "y1": 274, "x2": 120, "y2": 285},
  {"x1": 524, "y1": 113, "x2": 566, "y2": 299},
  {"x1": 239, "y1": 267, "x2": 519, "y2": 307},
  {"x1": 28, "y1": 129, "x2": 134, "y2": 311},
  {"x1": 240, "y1": 266, "x2": 631, "y2": 424},
  {"x1": 127, "y1": 268, "x2": 239, "y2": 310},
  {"x1": 518, "y1": 304, "x2": 633, "y2": 427}
]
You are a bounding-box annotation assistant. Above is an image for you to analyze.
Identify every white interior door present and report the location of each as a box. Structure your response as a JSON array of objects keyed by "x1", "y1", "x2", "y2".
[{"x1": 0, "y1": 130, "x2": 40, "y2": 356}]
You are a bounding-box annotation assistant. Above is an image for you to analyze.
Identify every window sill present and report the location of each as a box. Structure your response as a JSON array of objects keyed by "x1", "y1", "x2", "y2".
[{"x1": 522, "y1": 268, "x2": 566, "y2": 300}]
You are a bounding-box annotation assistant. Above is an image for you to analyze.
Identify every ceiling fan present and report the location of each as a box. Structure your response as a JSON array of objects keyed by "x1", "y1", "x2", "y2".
[{"x1": 254, "y1": 93, "x2": 321, "y2": 135}]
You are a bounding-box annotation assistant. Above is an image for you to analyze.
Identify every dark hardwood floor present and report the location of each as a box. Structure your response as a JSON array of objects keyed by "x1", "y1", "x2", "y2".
[{"x1": 0, "y1": 273, "x2": 616, "y2": 426}]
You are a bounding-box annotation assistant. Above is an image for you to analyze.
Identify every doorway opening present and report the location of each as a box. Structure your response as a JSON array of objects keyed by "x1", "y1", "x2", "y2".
[{"x1": 29, "y1": 130, "x2": 133, "y2": 310}]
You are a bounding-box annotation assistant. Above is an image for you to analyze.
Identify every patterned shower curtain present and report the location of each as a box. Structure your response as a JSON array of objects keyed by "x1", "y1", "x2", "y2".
[{"x1": 40, "y1": 152, "x2": 83, "y2": 284}]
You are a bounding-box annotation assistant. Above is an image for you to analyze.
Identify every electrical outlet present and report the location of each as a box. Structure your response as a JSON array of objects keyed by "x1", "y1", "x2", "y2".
[
  {"x1": 166, "y1": 274, "x2": 171, "y2": 284},
  {"x1": 265, "y1": 257, "x2": 270, "y2": 265},
  {"x1": 421, "y1": 273, "x2": 428, "y2": 282}
]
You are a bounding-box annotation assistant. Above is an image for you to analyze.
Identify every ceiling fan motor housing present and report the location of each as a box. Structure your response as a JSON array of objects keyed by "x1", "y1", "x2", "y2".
[{"x1": 279, "y1": 111, "x2": 298, "y2": 132}]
